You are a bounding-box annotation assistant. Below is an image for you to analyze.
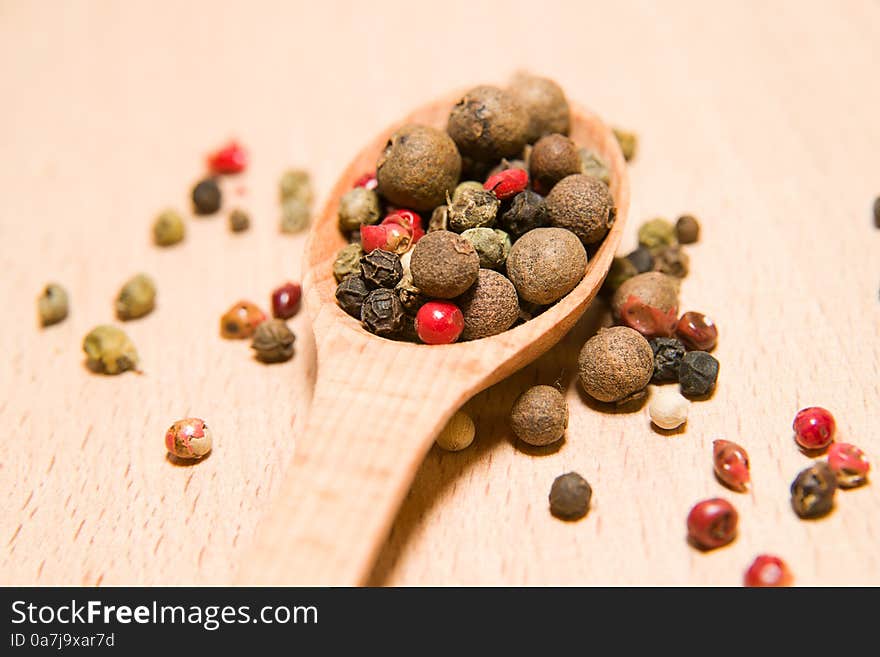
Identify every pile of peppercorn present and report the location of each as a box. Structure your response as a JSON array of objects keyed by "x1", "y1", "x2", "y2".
[{"x1": 332, "y1": 74, "x2": 618, "y2": 345}]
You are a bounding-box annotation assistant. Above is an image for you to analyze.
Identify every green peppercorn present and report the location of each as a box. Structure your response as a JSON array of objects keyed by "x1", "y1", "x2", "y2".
[
  {"x1": 152, "y1": 209, "x2": 185, "y2": 246},
  {"x1": 600, "y1": 256, "x2": 637, "y2": 297},
  {"x1": 338, "y1": 187, "x2": 380, "y2": 232},
  {"x1": 651, "y1": 244, "x2": 690, "y2": 278},
  {"x1": 83, "y1": 325, "x2": 139, "y2": 374},
  {"x1": 192, "y1": 178, "x2": 221, "y2": 215},
  {"x1": 280, "y1": 197, "x2": 311, "y2": 234},
  {"x1": 613, "y1": 128, "x2": 638, "y2": 161},
  {"x1": 447, "y1": 187, "x2": 499, "y2": 233},
  {"x1": 452, "y1": 181, "x2": 485, "y2": 203},
  {"x1": 279, "y1": 169, "x2": 313, "y2": 205},
  {"x1": 251, "y1": 318, "x2": 296, "y2": 363},
  {"x1": 37, "y1": 283, "x2": 69, "y2": 327},
  {"x1": 460, "y1": 227, "x2": 511, "y2": 269},
  {"x1": 333, "y1": 243, "x2": 364, "y2": 282},
  {"x1": 579, "y1": 148, "x2": 611, "y2": 185},
  {"x1": 638, "y1": 218, "x2": 677, "y2": 249},
  {"x1": 115, "y1": 273, "x2": 156, "y2": 320},
  {"x1": 229, "y1": 208, "x2": 250, "y2": 233}
]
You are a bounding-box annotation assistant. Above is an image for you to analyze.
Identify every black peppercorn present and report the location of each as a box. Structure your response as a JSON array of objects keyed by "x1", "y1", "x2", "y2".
[
  {"x1": 360, "y1": 249, "x2": 403, "y2": 289},
  {"x1": 549, "y1": 472, "x2": 592, "y2": 520},
  {"x1": 498, "y1": 190, "x2": 548, "y2": 238},
  {"x1": 335, "y1": 275, "x2": 369, "y2": 319},
  {"x1": 791, "y1": 462, "x2": 837, "y2": 519},
  {"x1": 679, "y1": 351, "x2": 719, "y2": 397},
  {"x1": 192, "y1": 178, "x2": 221, "y2": 215},
  {"x1": 626, "y1": 246, "x2": 654, "y2": 274},
  {"x1": 650, "y1": 337, "x2": 686, "y2": 382},
  {"x1": 361, "y1": 288, "x2": 405, "y2": 337},
  {"x1": 873, "y1": 196, "x2": 880, "y2": 229}
]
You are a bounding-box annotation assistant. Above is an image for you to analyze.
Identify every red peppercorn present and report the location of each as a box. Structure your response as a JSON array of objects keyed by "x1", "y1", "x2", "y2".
[
  {"x1": 827, "y1": 442, "x2": 870, "y2": 488},
  {"x1": 382, "y1": 210, "x2": 425, "y2": 244},
  {"x1": 360, "y1": 223, "x2": 411, "y2": 254},
  {"x1": 484, "y1": 168, "x2": 529, "y2": 200},
  {"x1": 744, "y1": 555, "x2": 793, "y2": 587},
  {"x1": 676, "y1": 311, "x2": 718, "y2": 351},
  {"x1": 271, "y1": 282, "x2": 302, "y2": 319},
  {"x1": 353, "y1": 172, "x2": 378, "y2": 191},
  {"x1": 686, "y1": 498, "x2": 738, "y2": 550},
  {"x1": 207, "y1": 141, "x2": 248, "y2": 175},
  {"x1": 415, "y1": 301, "x2": 464, "y2": 345},
  {"x1": 792, "y1": 406, "x2": 835, "y2": 451},
  {"x1": 713, "y1": 439, "x2": 750, "y2": 492}
]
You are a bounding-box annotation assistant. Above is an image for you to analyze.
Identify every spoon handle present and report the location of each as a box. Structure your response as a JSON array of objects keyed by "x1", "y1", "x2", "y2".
[{"x1": 236, "y1": 336, "x2": 466, "y2": 585}]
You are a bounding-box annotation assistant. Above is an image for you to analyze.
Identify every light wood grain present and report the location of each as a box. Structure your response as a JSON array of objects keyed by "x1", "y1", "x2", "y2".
[{"x1": 1, "y1": 0, "x2": 879, "y2": 586}]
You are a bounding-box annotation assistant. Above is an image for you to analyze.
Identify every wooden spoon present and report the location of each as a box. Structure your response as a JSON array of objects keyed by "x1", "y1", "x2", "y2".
[{"x1": 236, "y1": 95, "x2": 629, "y2": 585}]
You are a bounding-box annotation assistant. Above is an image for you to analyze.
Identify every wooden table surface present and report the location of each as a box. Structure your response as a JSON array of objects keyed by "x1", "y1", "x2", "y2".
[{"x1": 1, "y1": 0, "x2": 878, "y2": 586}]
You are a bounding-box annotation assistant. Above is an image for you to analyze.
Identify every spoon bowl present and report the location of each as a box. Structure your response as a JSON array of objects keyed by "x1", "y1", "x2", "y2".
[{"x1": 237, "y1": 93, "x2": 629, "y2": 585}]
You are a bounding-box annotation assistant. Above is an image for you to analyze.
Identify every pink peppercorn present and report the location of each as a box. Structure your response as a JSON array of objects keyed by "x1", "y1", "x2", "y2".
[
  {"x1": 415, "y1": 301, "x2": 464, "y2": 345},
  {"x1": 827, "y1": 442, "x2": 870, "y2": 488},
  {"x1": 792, "y1": 406, "x2": 835, "y2": 451},
  {"x1": 271, "y1": 282, "x2": 302, "y2": 319},
  {"x1": 686, "y1": 498, "x2": 738, "y2": 550},
  {"x1": 744, "y1": 555, "x2": 793, "y2": 587},
  {"x1": 382, "y1": 210, "x2": 425, "y2": 244},
  {"x1": 484, "y1": 168, "x2": 529, "y2": 200},
  {"x1": 713, "y1": 439, "x2": 750, "y2": 492},
  {"x1": 360, "y1": 223, "x2": 411, "y2": 255},
  {"x1": 676, "y1": 311, "x2": 718, "y2": 351},
  {"x1": 207, "y1": 141, "x2": 248, "y2": 175},
  {"x1": 353, "y1": 172, "x2": 378, "y2": 191}
]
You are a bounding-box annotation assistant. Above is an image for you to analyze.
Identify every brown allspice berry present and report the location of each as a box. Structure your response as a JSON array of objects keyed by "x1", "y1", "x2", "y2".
[
  {"x1": 546, "y1": 174, "x2": 616, "y2": 245},
  {"x1": 549, "y1": 472, "x2": 592, "y2": 520},
  {"x1": 675, "y1": 214, "x2": 700, "y2": 244},
  {"x1": 510, "y1": 385, "x2": 569, "y2": 446},
  {"x1": 251, "y1": 319, "x2": 296, "y2": 363},
  {"x1": 529, "y1": 134, "x2": 582, "y2": 195},
  {"x1": 611, "y1": 272, "x2": 680, "y2": 338},
  {"x1": 578, "y1": 326, "x2": 654, "y2": 403},
  {"x1": 447, "y1": 85, "x2": 529, "y2": 162},
  {"x1": 508, "y1": 72, "x2": 571, "y2": 143},
  {"x1": 410, "y1": 230, "x2": 479, "y2": 299},
  {"x1": 506, "y1": 227, "x2": 586, "y2": 304},
  {"x1": 228, "y1": 207, "x2": 250, "y2": 233},
  {"x1": 376, "y1": 124, "x2": 461, "y2": 212},
  {"x1": 456, "y1": 269, "x2": 518, "y2": 340}
]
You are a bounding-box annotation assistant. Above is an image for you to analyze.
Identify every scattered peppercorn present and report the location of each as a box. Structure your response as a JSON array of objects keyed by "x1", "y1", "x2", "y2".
[
  {"x1": 713, "y1": 439, "x2": 750, "y2": 492},
  {"x1": 676, "y1": 312, "x2": 718, "y2": 351},
  {"x1": 271, "y1": 282, "x2": 302, "y2": 319},
  {"x1": 613, "y1": 127, "x2": 638, "y2": 161},
  {"x1": 338, "y1": 187, "x2": 381, "y2": 232},
  {"x1": 279, "y1": 169, "x2": 313, "y2": 205},
  {"x1": 498, "y1": 190, "x2": 548, "y2": 238},
  {"x1": 377, "y1": 124, "x2": 461, "y2": 211},
  {"x1": 529, "y1": 134, "x2": 582, "y2": 195},
  {"x1": 873, "y1": 196, "x2": 880, "y2": 228},
  {"x1": 83, "y1": 325, "x2": 139, "y2": 374},
  {"x1": 686, "y1": 498, "x2": 738, "y2": 550},
  {"x1": 484, "y1": 168, "x2": 528, "y2": 200},
  {"x1": 280, "y1": 197, "x2": 311, "y2": 234},
  {"x1": 578, "y1": 148, "x2": 611, "y2": 185},
  {"x1": 510, "y1": 385, "x2": 568, "y2": 446},
  {"x1": 410, "y1": 231, "x2": 480, "y2": 299},
  {"x1": 220, "y1": 300, "x2": 266, "y2": 339},
  {"x1": 626, "y1": 246, "x2": 654, "y2": 273},
  {"x1": 792, "y1": 406, "x2": 835, "y2": 452},
  {"x1": 549, "y1": 472, "x2": 592, "y2": 520},
  {"x1": 612, "y1": 272, "x2": 680, "y2": 338},
  {"x1": 361, "y1": 249, "x2": 403, "y2": 289},
  {"x1": 152, "y1": 209, "x2": 185, "y2": 246},
  {"x1": 648, "y1": 386, "x2": 690, "y2": 430},
  {"x1": 192, "y1": 177, "x2": 221, "y2": 215},
  {"x1": 165, "y1": 417, "x2": 212, "y2": 460},
  {"x1": 333, "y1": 243, "x2": 364, "y2": 283},
  {"x1": 435, "y1": 410, "x2": 476, "y2": 451},
  {"x1": 578, "y1": 326, "x2": 654, "y2": 403},
  {"x1": 546, "y1": 174, "x2": 616, "y2": 245},
  {"x1": 457, "y1": 269, "x2": 519, "y2": 340},
  {"x1": 37, "y1": 283, "x2": 69, "y2": 327},
  {"x1": 335, "y1": 275, "x2": 369, "y2": 318},
  {"x1": 506, "y1": 227, "x2": 586, "y2": 304},
  {"x1": 649, "y1": 337, "x2": 686, "y2": 382},
  {"x1": 678, "y1": 351, "x2": 719, "y2": 397},
  {"x1": 675, "y1": 214, "x2": 700, "y2": 244},
  {"x1": 508, "y1": 72, "x2": 570, "y2": 142},
  {"x1": 651, "y1": 244, "x2": 690, "y2": 278},
  {"x1": 791, "y1": 462, "x2": 837, "y2": 518},
  {"x1": 447, "y1": 85, "x2": 529, "y2": 162},
  {"x1": 415, "y1": 300, "x2": 464, "y2": 344},
  {"x1": 207, "y1": 141, "x2": 247, "y2": 175},
  {"x1": 638, "y1": 218, "x2": 677, "y2": 250},
  {"x1": 461, "y1": 227, "x2": 510, "y2": 269},
  {"x1": 361, "y1": 288, "x2": 405, "y2": 337},
  {"x1": 447, "y1": 187, "x2": 499, "y2": 232},
  {"x1": 744, "y1": 555, "x2": 793, "y2": 587},
  {"x1": 600, "y1": 256, "x2": 637, "y2": 297},
  {"x1": 115, "y1": 273, "x2": 156, "y2": 321},
  {"x1": 228, "y1": 208, "x2": 250, "y2": 233},
  {"x1": 251, "y1": 318, "x2": 296, "y2": 363},
  {"x1": 827, "y1": 442, "x2": 870, "y2": 488}
]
